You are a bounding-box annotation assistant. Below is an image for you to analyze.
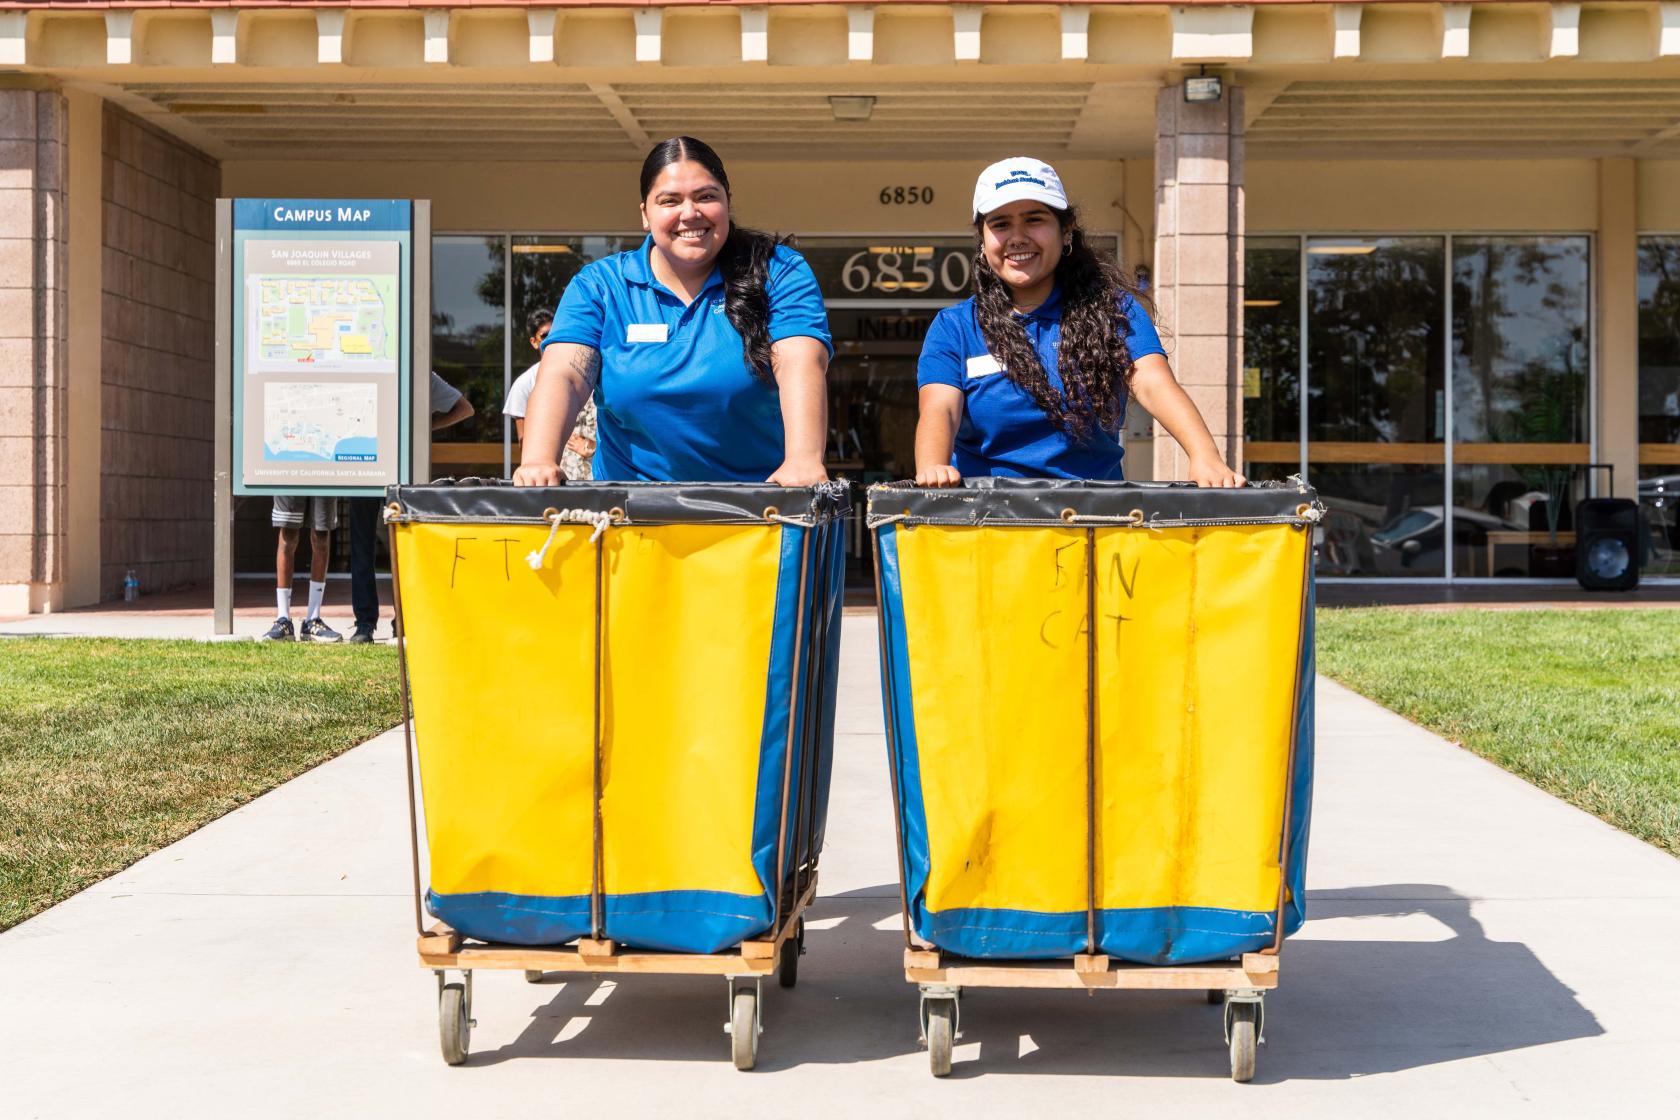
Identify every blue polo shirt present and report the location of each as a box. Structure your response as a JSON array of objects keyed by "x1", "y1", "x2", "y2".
[
  {"x1": 544, "y1": 236, "x2": 832, "y2": 482},
  {"x1": 916, "y1": 289, "x2": 1165, "y2": 480}
]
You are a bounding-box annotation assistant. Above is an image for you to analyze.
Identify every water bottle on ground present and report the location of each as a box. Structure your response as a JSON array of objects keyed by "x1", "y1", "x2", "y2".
[{"x1": 123, "y1": 569, "x2": 139, "y2": 602}]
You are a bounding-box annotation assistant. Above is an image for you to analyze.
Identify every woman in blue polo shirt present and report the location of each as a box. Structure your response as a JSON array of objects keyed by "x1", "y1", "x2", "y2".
[
  {"x1": 914, "y1": 157, "x2": 1242, "y2": 488},
  {"x1": 514, "y1": 136, "x2": 831, "y2": 486}
]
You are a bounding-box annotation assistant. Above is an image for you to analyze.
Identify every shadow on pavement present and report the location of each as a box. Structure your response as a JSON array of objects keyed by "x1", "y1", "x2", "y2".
[{"x1": 467, "y1": 883, "x2": 1601, "y2": 1081}]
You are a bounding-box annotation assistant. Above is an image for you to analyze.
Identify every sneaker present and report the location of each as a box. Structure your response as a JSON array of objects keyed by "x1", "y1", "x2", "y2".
[
  {"x1": 348, "y1": 627, "x2": 375, "y2": 645},
  {"x1": 299, "y1": 618, "x2": 344, "y2": 643},
  {"x1": 261, "y1": 616, "x2": 295, "y2": 642}
]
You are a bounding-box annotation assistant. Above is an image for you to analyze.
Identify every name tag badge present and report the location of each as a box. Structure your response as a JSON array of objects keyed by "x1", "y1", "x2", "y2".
[
  {"x1": 626, "y1": 323, "x2": 669, "y2": 344},
  {"x1": 966, "y1": 354, "x2": 1003, "y2": 379}
]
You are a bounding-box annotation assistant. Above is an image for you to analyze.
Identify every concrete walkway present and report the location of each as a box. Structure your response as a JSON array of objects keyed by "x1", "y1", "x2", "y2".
[
  {"x1": 0, "y1": 579, "x2": 388, "y2": 641},
  {"x1": 3, "y1": 615, "x2": 1676, "y2": 1116}
]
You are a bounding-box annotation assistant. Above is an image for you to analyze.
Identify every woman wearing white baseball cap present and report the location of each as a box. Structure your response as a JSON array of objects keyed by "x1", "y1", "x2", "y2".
[{"x1": 913, "y1": 156, "x2": 1242, "y2": 487}]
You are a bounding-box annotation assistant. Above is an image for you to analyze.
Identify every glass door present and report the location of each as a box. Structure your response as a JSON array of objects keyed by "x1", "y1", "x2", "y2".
[
  {"x1": 430, "y1": 235, "x2": 507, "y2": 480},
  {"x1": 1244, "y1": 233, "x2": 1594, "y2": 579},
  {"x1": 1638, "y1": 237, "x2": 1680, "y2": 576},
  {"x1": 1304, "y1": 236, "x2": 1448, "y2": 577},
  {"x1": 826, "y1": 307, "x2": 939, "y2": 584},
  {"x1": 1450, "y1": 236, "x2": 1591, "y2": 577}
]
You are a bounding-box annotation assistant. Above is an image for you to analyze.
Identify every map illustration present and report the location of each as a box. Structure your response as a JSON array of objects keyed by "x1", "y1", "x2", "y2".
[
  {"x1": 262, "y1": 382, "x2": 379, "y2": 462},
  {"x1": 250, "y1": 275, "x2": 398, "y2": 374},
  {"x1": 239, "y1": 237, "x2": 402, "y2": 487}
]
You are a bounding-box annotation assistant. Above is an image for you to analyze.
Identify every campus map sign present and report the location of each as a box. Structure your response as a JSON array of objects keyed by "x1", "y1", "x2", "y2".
[{"x1": 232, "y1": 199, "x2": 413, "y2": 495}]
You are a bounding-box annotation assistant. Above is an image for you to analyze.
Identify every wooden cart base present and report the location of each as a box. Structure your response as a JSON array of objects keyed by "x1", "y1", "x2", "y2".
[
  {"x1": 903, "y1": 947, "x2": 1278, "y2": 1081},
  {"x1": 419, "y1": 878, "x2": 816, "y2": 1070}
]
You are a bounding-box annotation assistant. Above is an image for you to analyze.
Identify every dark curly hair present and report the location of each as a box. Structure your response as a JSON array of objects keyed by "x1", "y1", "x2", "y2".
[
  {"x1": 971, "y1": 206, "x2": 1155, "y2": 443},
  {"x1": 640, "y1": 136, "x2": 789, "y2": 385}
]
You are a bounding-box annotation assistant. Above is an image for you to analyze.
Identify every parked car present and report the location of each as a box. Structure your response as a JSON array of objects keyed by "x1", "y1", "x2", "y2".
[{"x1": 1366, "y1": 505, "x2": 1512, "y2": 575}]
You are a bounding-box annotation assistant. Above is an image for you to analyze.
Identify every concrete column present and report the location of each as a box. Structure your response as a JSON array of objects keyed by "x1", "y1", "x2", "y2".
[
  {"x1": 1597, "y1": 158, "x2": 1638, "y2": 500},
  {"x1": 0, "y1": 88, "x2": 68, "y2": 616},
  {"x1": 65, "y1": 90, "x2": 102, "y2": 607},
  {"x1": 1152, "y1": 84, "x2": 1244, "y2": 482}
]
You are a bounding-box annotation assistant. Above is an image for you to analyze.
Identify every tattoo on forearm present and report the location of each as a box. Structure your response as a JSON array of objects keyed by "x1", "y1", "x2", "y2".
[{"x1": 568, "y1": 347, "x2": 601, "y2": 392}]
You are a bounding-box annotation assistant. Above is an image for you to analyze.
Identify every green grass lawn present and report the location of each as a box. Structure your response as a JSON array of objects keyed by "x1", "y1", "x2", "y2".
[
  {"x1": 0, "y1": 638, "x2": 400, "y2": 931},
  {"x1": 1315, "y1": 608, "x2": 1680, "y2": 857}
]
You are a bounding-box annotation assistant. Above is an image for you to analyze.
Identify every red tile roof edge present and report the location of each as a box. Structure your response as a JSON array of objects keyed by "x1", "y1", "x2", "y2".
[{"x1": 0, "y1": 0, "x2": 1488, "y2": 11}]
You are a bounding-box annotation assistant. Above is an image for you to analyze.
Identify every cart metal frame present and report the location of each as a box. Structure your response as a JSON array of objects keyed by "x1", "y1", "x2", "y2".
[
  {"x1": 387, "y1": 483, "x2": 846, "y2": 1070},
  {"x1": 869, "y1": 480, "x2": 1320, "y2": 1082}
]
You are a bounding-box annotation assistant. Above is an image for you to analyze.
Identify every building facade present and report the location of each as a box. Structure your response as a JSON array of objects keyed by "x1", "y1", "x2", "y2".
[{"x1": 2, "y1": 0, "x2": 1679, "y2": 608}]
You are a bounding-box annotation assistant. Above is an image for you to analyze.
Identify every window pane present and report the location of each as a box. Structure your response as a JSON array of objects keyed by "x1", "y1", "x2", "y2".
[
  {"x1": 511, "y1": 235, "x2": 644, "y2": 372},
  {"x1": 1452, "y1": 464, "x2": 1587, "y2": 577},
  {"x1": 1308, "y1": 463, "x2": 1446, "y2": 577},
  {"x1": 1452, "y1": 236, "x2": 1589, "y2": 444},
  {"x1": 1307, "y1": 237, "x2": 1445, "y2": 445},
  {"x1": 1244, "y1": 236, "x2": 1300, "y2": 448},
  {"x1": 1639, "y1": 467, "x2": 1680, "y2": 576},
  {"x1": 430, "y1": 235, "x2": 505, "y2": 474},
  {"x1": 1639, "y1": 236, "x2": 1680, "y2": 445}
]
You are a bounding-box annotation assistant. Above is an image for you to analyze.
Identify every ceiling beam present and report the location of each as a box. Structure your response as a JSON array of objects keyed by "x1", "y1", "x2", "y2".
[{"x1": 588, "y1": 82, "x2": 650, "y2": 148}]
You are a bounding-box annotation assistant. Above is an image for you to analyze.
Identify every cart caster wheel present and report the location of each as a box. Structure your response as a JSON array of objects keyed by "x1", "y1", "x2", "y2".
[
  {"x1": 524, "y1": 970, "x2": 545, "y2": 983},
  {"x1": 925, "y1": 998, "x2": 956, "y2": 1078},
  {"x1": 439, "y1": 982, "x2": 470, "y2": 1066},
  {"x1": 730, "y1": 988, "x2": 759, "y2": 1071},
  {"x1": 1206, "y1": 988, "x2": 1224, "y2": 1005},
  {"x1": 1228, "y1": 1002, "x2": 1257, "y2": 1083},
  {"x1": 776, "y1": 919, "x2": 803, "y2": 990}
]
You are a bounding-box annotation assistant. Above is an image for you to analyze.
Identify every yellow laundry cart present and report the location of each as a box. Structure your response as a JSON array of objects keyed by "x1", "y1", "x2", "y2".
[
  {"x1": 388, "y1": 481, "x2": 848, "y2": 1070},
  {"x1": 870, "y1": 478, "x2": 1320, "y2": 1080}
]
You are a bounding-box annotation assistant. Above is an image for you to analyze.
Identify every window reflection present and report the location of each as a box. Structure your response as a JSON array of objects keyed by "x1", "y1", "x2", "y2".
[
  {"x1": 1452, "y1": 236, "x2": 1589, "y2": 445},
  {"x1": 1453, "y1": 464, "x2": 1587, "y2": 577},
  {"x1": 430, "y1": 236, "x2": 505, "y2": 475},
  {"x1": 1636, "y1": 237, "x2": 1678, "y2": 576},
  {"x1": 1243, "y1": 237, "x2": 1300, "y2": 447},
  {"x1": 512, "y1": 236, "x2": 643, "y2": 357},
  {"x1": 1639, "y1": 237, "x2": 1680, "y2": 445},
  {"x1": 1640, "y1": 469, "x2": 1679, "y2": 576},
  {"x1": 1307, "y1": 237, "x2": 1445, "y2": 445},
  {"x1": 1307, "y1": 464, "x2": 1447, "y2": 577}
]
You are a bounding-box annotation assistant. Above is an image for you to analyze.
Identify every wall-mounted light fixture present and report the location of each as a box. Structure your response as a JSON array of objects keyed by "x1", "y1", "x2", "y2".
[
  {"x1": 829, "y1": 95, "x2": 876, "y2": 122},
  {"x1": 1183, "y1": 66, "x2": 1222, "y2": 104}
]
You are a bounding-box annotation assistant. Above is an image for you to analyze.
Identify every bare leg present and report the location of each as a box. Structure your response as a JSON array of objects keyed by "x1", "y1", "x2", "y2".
[
  {"x1": 277, "y1": 527, "x2": 301, "y2": 590},
  {"x1": 309, "y1": 529, "x2": 331, "y2": 583}
]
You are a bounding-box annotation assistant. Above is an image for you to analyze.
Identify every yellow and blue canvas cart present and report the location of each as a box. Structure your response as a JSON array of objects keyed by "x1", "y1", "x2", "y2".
[
  {"x1": 869, "y1": 478, "x2": 1320, "y2": 1081},
  {"x1": 387, "y1": 480, "x2": 848, "y2": 1069}
]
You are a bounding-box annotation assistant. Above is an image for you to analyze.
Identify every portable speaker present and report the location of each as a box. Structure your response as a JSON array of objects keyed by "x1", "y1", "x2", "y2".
[{"x1": 1575, "y1": 498, "x2": 1641, "y2": 592}]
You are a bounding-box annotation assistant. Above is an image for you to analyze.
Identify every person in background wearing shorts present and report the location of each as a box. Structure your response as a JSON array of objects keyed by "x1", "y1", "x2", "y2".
[
  {"x1": 344, "y1": 372, "x2": 475, "y2": 643},
  {"x1": 505, "y1": 308, "x2": 596, "y2": 480},
  {"x1": 264, "y1": 495, "x2": 341, "y2": 642}
]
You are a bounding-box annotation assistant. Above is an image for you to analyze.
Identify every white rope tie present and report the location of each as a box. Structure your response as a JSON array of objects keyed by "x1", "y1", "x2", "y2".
[{"x1": 526, "y1": 508, "x2": 613, "y2": 570}]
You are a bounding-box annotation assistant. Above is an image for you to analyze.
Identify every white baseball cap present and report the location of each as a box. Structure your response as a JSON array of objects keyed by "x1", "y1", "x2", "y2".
[{"x1": 972, "y1": 157, "x2": 1069, "y2": 219}]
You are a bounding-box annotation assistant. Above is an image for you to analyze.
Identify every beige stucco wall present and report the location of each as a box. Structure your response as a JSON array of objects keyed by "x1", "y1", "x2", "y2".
[
  {"x1": 1638, "y1": 161, "x2": 1680, "y2": 232},
  {"x1": 220, "y1": 159, "x2": 1129, "y2": 239},
  {"x1": 1247, "y1": 159, "x2": 1601, "y2": 232}
]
